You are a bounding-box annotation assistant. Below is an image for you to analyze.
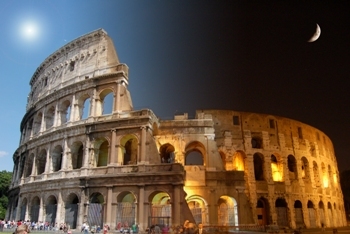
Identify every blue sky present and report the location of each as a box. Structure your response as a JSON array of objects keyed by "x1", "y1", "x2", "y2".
[{"x1": 0, "y1": 1, "x2": 349, "y2": 172}]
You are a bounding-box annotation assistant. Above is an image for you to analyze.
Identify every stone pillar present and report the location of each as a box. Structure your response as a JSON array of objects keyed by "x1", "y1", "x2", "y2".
[
  {"x1": 90, "y1": 89, "x2": 97, "y2": 117},
  {"x1": 55, "y1": 102, "x2": 60, "y2": 127},
  {"x1": 140, "y1": 126, "x2": 147, "y2": 163},
  {"x1": 106, "y1": 186, "x2": 113, "y2": 227},
  {"x1": 56, "y1": 191, "x2": 63, "y2": 226},
  {"x1": 208, "y1": 189, "x2": 218, "y2": 225},
  {"x1": 39, "y1": 196, "x2": 44, "y2": 223},
  {"x1": 41, "y1": 110, "x2": 46, "y2": 133},
  {"x1": 61, "y1": 137, "x2": 68, "y2": 171},
  {"x1": 78, "y1": 188, "x2": 86, "y2": 230},
  {"x1": 114, "y1": 81, "x2": 121, "y2": 113},
  {"x1": 109, "y1": 130, "x2": 117, "y2": 165},
  {"x1": 84, "y1": 137, "x2": 91, "y2": 168},
  {"x1": 70, "y1": 95, "x2": 76, "y2": 121},
  {"x1": 45, "y1": 145, "x2": 51, "y2": 174},
  {"x1": 138, "y1": 186, "x2": 145, "y2": 229},
  {"x1": 173, "y1": 185, "x2": 181, "y2": 227},
  {"x1": 15, "y1": 195, "x2": 22, "y2": 221}
]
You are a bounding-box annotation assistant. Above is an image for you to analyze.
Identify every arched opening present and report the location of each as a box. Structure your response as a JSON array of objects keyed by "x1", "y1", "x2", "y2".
[
  {"x1": 307, "y1": 201, "x2": 316, "y2": 228},
  {"x1": 33, "y1": 112, "x2": 43, "y2": 135},
  {"x1": 328, "y1": 165, "x2": 333, "y2": 188},
  {"x1": 88, "y1": 193, "x2": 104, "y2": 227},
  {"x1": 45, "y1": 106, "x2": 55, "y2": 130},
  {"x1": 20, "y1": 198, "x2": 27, "y2": 221},
  {"x1": 65, "y1": 193, "x2": 79, "y2": 229},
  {"x1": 287, "y1": 155, "x2": 298, "y2": 180},
  {"x1": 60, "y1": 100, "x2": 71, "y2": 124},
  {"x1": 116, "y1": 192, "x2": 136, "y2": 229},
  {"x1": 52, "y1": 145, "x2": 63, "y2": 172},
  {"x1": 313, "y1": 161, "x2": 320, "y2": 186},
  {"x1": 71, "y1": 141, "x2": 84, "y2": 169},
  {"x1": 31, "y1": 196, "x2": 40, "y2": 222},
  {"x1": 232, "y1": 151, "x2": 245, "y2": 171},
  {"x1": 271, "y1": 154, "x2": 283, "y2": 182},
  {"x1": 294, "y1": 200, "x2": 304, "y2": 228},
  {"x1": 120, "y1": 135, "x2": 138, "y2": 165},
  {"x1": 159, "y1": 143, "x2": 175, "y2": 163},
  {"x1": 257, "y1": 197, "x2": 270, "y2": 226},
  {"x1": 275, "y1": 198, "x2": 288, "y2": 227},
  {"x1": 253, "y1": 153, "x2": 264, "y2": 181},
  {"x1": 45, "y1": 195, "x2": 57, "y2": 225},
  {"x1": 218, "y1": 196, "x2": 238, "y2": 226},
  {"x1": 149, "y1": 191, "x2": 171, "y2": 228},
  {"x1": 82, "y1": 98, "x2": 91, "y2": 119},
  {"x1": 301, "y1": 157, "x2": 310, "y2": 179},
  {"x1": 327, "y1": 202, "x2": 333, "y2": 227},
  {"x1": 36, "y1": 149, "x2": 47, "y2": 175},
  {"x1": 187, "y1": 196, "x2": 209, "y2": 225},
  {"x1": 96, "y1": 139, "x2": 109, "y2": 167},
  {"x1": 24, "y1": 154, "x2": 34, "y2": 177},
  {"x1": 321, "y1": 163, "x2": 328, "y2": 188},
  {"x1": 185, "y1": 141, "x2": 205, "y2": 166},
  {"x1": 102, "y1": 91, "x2": 113, "y2": 115},
  {"x1": 319, "y1": 201, "x2": 325, "y2": 227}
]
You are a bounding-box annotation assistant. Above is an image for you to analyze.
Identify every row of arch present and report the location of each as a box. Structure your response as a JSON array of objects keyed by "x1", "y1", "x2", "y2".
[
  {"x1": 252, "y1": 152, "x2": 339, "y2": 188},
  {"x1": 12, "y1": 191, "x2": 238, "y2": 229},
  {"x1": 22, "y1": 87, "x2": 117, "y2": 143},
  {"x1": 257, "y1": 197, "x2": 345, "y2": 228}
]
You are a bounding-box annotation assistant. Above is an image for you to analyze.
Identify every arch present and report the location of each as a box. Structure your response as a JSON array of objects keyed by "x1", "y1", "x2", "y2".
[
  {"x1": 271, "y1": 154, "x2": 283, "y2": 182},
  {"x1": 60, "y1": 99, "x2": 71, "y2": 124},
  {"x1": 187, "y1": 195, "x2": 209, "y2": 225},
  {"x1": 120, "y1": 135, "x2": 139, "y2": 165},
  {"x1": 20, "y1": 198, "x2": 28, "y2": 221},
  {"x1": 77, "y1": 93, "x2": 91, "y2": 120},
  {"x1": 33, "y1": 112, "x2": 43, "y2": 135},
  {"x1": 149, "y1": 191, "x2": 172, "y2": 227},
  {"x1": 65, "y1": 193, "x2": 79, "y2": 229},
  {"x1": 313, "y1": 161, "x2": 320, "y2": 186},
  {"x1": 301, "y1": 157, "x2": 310, "y2": 179},
  {"x1": 94, "y1": 139, "x2": 109, "y2": 167},
  {"x1": 31, "y1": 196, "x2": 40, "y2": 222},
  {"x1": 321, "y1": 163, "x2": 328, "y2": 188},
  {"x1": 275, "y1": 198, "x2": 288, "y2": 227},
  {"x1": 45, "y1": 195, "x2": 58, "y2": 225},
  {"x1": 36, "y1": 149, "x2": 47, "y2": 175},
  {"x1": 45, "y1": 105, "x2": 56, "y2": 129},
  {"x1": 253, "y1": 153, "x2": 264, "y2": 181},
  {"x1": 287, "y1": 155, "x2": 298, "y2": 180},
  {"x1": 102, "y1": 90, "x2": 114, "y2": 115},
  {"x1": 52, "y1": 145, "x2": 63, "y2": 172},
  {"x1": 116, "y1": 192, "x2": 137, "y2": 229},
  {"x1": 232, "y1": 151, "x2": 245, "y2": 171},
  {"x1": 327, "y1": 202, "x2": 333, "y2": 227},
  {"x1": 185, "y1": 141, "x2": 205, "y2": 166},
  {"x1": 71, "y1": 141, "x2": 84, "y2": 169},
  {"x1": 307, "y1": 200, "x2": 316, "y2": 228},
  {"x1": 257, "y1": 197, "x2": 270, "y2": 226},
  {"x1": 159, "y1": 143, "x2": 175, "y2": 163},
  {"x1": 218, "y1": 196, "x2": 238, "y2": 226},
  {"x1": 24, "y1": 153, "x2": 34, "y2": 177},
  {"x1": 88, "y1": 192, "x2": 104, "y2": 227},
  {"x1": 319, "y1": 201, "x2": 325, "y2": 227},
  {"x1": 294, "y1": 200, "x2": 304, "y2": 228}
]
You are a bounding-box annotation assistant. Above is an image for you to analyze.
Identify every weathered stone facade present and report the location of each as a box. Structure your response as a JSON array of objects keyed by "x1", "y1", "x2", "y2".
[{"x1": 7, "y1": 29, "x2": 346, "y2": 231}]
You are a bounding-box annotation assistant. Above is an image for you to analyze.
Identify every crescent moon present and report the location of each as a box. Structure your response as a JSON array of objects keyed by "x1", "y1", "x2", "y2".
[{"x1": 308, "y1": 24, "x2": 321, "y2": 42}]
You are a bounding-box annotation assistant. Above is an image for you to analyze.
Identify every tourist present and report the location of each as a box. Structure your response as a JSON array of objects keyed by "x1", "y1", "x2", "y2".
[{"x1": 15, "y1": 224, "x2": 30, "y2": 234}]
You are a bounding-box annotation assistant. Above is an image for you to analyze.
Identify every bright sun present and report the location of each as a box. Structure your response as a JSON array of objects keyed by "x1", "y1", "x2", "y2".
[{"x1": 21, "y1": 22, "x2": 39, "y2": 41}]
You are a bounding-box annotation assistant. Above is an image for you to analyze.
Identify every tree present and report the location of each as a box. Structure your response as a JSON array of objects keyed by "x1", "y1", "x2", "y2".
[{"x1": 0, "y1": 170, "x2": 12, "y2": 219}]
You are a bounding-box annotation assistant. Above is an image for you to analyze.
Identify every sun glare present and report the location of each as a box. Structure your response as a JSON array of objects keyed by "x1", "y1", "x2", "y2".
[{"x1": 21, "y1": 22, "x2": 39, "y2": 41}]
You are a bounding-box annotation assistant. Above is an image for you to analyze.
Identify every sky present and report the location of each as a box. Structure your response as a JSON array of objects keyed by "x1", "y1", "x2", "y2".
[{"x1": 0, "y1": 1, "x2": 349, "y2": 172}]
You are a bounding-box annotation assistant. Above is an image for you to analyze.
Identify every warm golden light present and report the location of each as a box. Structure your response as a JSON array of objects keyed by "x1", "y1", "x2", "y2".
[
  {"x1": 323, "y1": 175, "x2": 329, "y2": 188},
  {"x1": 232, "y1": 152, "x2": 244, "y2": 171},
  {"x1": 333, "y1": 173, "x2": 338, "y2": 185},
  {"x1": 271, "y1": 163, "x2": 283, "y2": 181}
]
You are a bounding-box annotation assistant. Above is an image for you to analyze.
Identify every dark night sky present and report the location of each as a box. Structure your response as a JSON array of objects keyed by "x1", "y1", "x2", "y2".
[{"x1": 0, "y1": 1, "x2": 349, "y2": 172}]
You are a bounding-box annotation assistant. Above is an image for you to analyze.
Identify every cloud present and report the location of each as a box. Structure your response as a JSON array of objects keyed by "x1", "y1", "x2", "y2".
[{"x1": 0, "y1": 151, "x2": 9, "y2": 158}]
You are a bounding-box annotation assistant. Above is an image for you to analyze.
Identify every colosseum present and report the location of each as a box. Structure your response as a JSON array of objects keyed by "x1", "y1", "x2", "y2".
[{"x1": 6, "y1": 28, "x2": 346, "y2": 232}]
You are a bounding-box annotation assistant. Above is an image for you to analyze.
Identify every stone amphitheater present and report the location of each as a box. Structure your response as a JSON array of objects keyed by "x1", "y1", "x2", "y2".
[{"x1": 6, "y1": 28, "x2": 346, "y2": 232}]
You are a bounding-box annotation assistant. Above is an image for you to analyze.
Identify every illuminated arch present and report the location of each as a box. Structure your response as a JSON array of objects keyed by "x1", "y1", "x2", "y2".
[
  {"x1": 149, "y1": 191, "x2": 172, "y2": 227},
  {"x1": 120, "y1": 135, "x2": 139, "y2": 165},
  {"x1": 185, "y1": 141, "x2": 205, "y2": 165},
  {"x1": 232, "y1": 151, "x2": 245, "y2": 171},
  {"x1": 159, "y1": 143, "x2": 175, "y2": 163},
  {"x1": 271, "y1": 154, "x2": 283, "y2": 182},
  {"x1": 187, "y1": 195, "x2": 209, "y2": 225},
  {"x1": 218, "y1": 195, "x2": 238, "y2": 226},
  {"x1": 116, "y1": 191, "x2": 137, "y2": 228}
]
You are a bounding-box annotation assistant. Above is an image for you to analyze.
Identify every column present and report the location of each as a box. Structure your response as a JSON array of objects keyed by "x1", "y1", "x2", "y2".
[
  {"x1": 56, "y1": 191, "x2": 63, "y2": 226},
  {"x1": 106, "y1": 186, "x2": 113, "y2": 226},
  {"x1": 109, "y1": 130, "x2": 117, "y2": 165},
  {"x1": 140, "y1": 126, "x2": 147, "y2": 164},
  {"x1": 78, "y1": 187, "x2": 86, "y2": 230},
  {"x1": 15, "y1": 195, "x2": 22, "y2": 221},
  {"x1": 70, "y1": 95, "x2": 76, "y2": 121},
  {"x1": 40, "y1": 110, "x2": 46, "y2": 133},
  {"x1": 83, "y1": 137, "x2": 91, "y2": 168},
  {"x1": 173, "y1": 185, "x2": 181, "y2": 227},
  {"x1": 114, "y1": 81, "x2": 121, "y2": 113},
  {"x1": 55, "y1": 102, "x2": 60, "y2": 127},
  {"x1": 45, "y1": 145, "x2": 51, "y2": 174},
  {"x1": 90, "y1": 88, "x2": 97, "y2": 117},
  {"x1": 39, "y1": 196, "x2": 44, "y2": 223},
  {"x1": 138, "y1": 186, "x2": 145, "y2": 229},
  {"x1": 62, "y1": 137, "x2": 69, "y2": 170}
]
